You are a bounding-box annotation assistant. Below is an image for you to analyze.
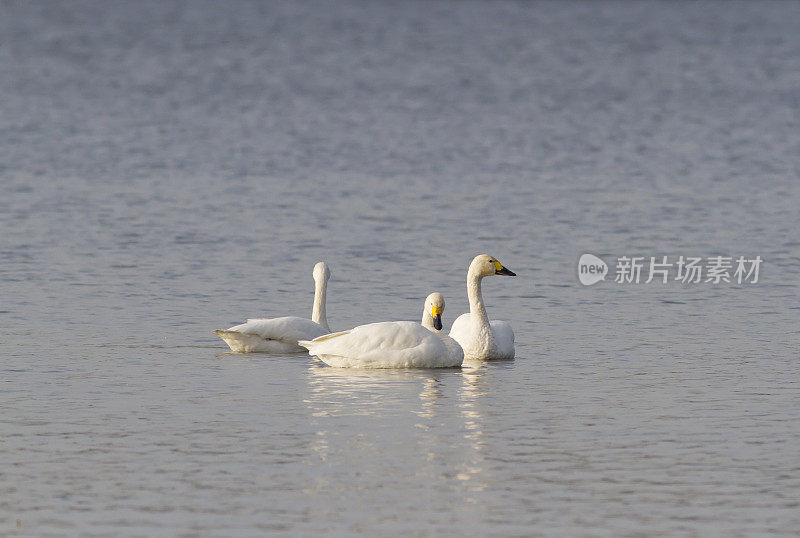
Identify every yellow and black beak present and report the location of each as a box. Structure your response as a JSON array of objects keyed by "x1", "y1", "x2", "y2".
[
  {"x1": 431, "y1": 305, "x2": 443, "y2": 331},
  {"x1": 493, "y1": 260, "x2": 516, "y2": 276}
]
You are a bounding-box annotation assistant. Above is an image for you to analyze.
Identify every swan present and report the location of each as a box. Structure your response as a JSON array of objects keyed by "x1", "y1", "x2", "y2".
[
  {"x1": 214, "y1": 262, "x2": 331, "y2": 353},
  {"x1": 449, "y1": 254, "x2": 516, "y2": 360},
  {"x1": 298, "y1": 292, "x2": 463, "y2": 368}
]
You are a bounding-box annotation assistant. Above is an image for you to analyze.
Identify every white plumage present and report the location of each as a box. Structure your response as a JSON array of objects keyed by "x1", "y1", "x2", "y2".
[
  {"x1": 299, "y1": 293, "x2": 463, "y2": 368},
  {"x1": 449, "y1": 254, "x2": 516, "y2": 360},
  {"x1": 215, "y1": 316, "x2": 328, "y2": 353},
  {"x1": 215, "y1": 262, "x2": 331, "y2": 353}
]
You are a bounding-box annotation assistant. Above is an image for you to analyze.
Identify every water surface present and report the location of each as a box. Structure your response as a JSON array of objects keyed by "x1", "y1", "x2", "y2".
[{"x1": 2, "y1": 1, "x2": 799, "y2": 535}]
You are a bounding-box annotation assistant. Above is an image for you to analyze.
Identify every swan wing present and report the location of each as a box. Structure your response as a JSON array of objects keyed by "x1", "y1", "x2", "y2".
[
  {"x1": 436, "y1": 333, "x2": 465, "y2": 366},
  {"x1": 448, "y1": 313, "x2": 472, "y2": 347},
  {"x1": 490, "y1": 319, "x2": 515, "y2": 359},
  {"x1": 226, "y1": 316, "x2": 328, "y2": 344}
]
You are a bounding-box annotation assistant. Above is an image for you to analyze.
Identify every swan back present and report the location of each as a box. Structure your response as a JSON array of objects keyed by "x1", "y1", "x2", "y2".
[
  {"x1": 226, "y1": 316, "x2": 328, "y2": 343},
  {"x1": 489, "y1": 320, "x2": 515, "y2": 359}
]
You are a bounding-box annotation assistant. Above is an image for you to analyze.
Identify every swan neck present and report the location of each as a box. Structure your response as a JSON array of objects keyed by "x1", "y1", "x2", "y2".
[
  {"x1": 312, "y1": 277, "x2": 329, "y2": 331},
  {"x1": 467, "y1": 270, "x2": 490, "y2": 329},
  {"x1": 421, "y1": 309, "x2": 434, "y2": 330}
]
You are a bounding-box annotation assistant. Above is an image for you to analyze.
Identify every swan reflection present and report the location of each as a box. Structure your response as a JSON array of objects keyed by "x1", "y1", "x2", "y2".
[
  {"x1": 305, "y1": 362, "x2": 446, "y2": 415},
  {"x1": 455, "y1": 361, "x2": 494, "y2": 493},
  {"x1": 304, "y1": 363, "x2": 449, "y2": 466},
  {"x1": 302, "y1": 361, "x2": 508, "y2": 498}
]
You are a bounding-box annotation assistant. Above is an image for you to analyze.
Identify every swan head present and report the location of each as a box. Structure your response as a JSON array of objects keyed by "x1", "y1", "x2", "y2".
[
  {"x1": 313, "y1": 261, "x2": 331, "y2": 283},
  {"x1": 469, "y1": 254, "x2": 516, "y2": 278},
  {"x1": 423, "y1": 292, "x2": 445, "y2": 331}
]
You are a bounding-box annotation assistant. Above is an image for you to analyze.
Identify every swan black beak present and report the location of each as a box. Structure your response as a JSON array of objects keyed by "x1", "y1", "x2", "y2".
[
  {"x1": 496, "y1": 266, "x2": 516, "y2": 276},
  {"x1": 433, "y1": 314, "x2": 443, "y2": 331}
]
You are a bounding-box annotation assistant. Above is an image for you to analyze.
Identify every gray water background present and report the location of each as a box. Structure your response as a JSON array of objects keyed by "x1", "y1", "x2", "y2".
[{"x1": 2, "y1": 1, "x2": 799, "y2": 535}]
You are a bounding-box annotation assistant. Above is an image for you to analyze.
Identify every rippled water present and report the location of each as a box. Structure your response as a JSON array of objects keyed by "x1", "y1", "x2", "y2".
[{"x1": 2, "y1": 1, "x2": 800, "y2": 535}]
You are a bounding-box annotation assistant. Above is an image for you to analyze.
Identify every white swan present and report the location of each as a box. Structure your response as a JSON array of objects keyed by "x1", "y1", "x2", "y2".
[
  {"x1": 449, "y1": 254, "x2": 516, "y2": 360},
  {"x1": 214, "y1": 262, "x2": 331, "y2": 353},
  {"x1": 298, "y1": 292, "x2": 463, "y2": 368}
]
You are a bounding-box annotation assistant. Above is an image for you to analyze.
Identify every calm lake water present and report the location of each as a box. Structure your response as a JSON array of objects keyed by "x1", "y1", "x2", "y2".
[{"x1": 2, "y1": 1, "x2": 799, "y2": 535}]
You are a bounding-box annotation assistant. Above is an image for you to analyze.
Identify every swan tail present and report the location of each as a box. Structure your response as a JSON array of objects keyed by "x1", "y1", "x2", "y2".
[
  {"x1": 299, "y1": 329, "x2": 353, "y2": 355},
  {"x1": 214, "y1": 329, "x2": 273, "y2": 353},
  {"x1": 214, "y1": 329, "x2": 237, "y2": 337}
]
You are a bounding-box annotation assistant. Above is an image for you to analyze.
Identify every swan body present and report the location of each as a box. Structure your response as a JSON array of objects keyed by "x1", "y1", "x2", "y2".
[
  {"x1": 215, "y1": 262, "x2": 331, "y2": 353},
  {"x1": 215, "y1": 316, "x2": 328, "y2": 353},
  {"x1": 449, "y1": 254, "x2": 516, "y2": 360},
  {"x1": 299, "y1": 292, "x2": 463, "y2": 368},
  {"x1": 449, "y1": 316, "x2": 515, "y2": 360}
]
